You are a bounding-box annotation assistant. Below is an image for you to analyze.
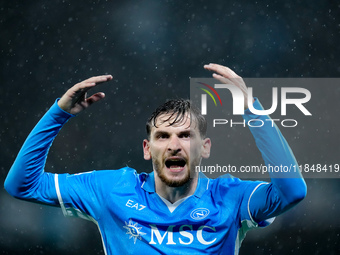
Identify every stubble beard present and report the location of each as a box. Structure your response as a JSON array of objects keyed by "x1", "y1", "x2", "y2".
[{"x1": 153, "y1": 157, "x2": 200, "y2": 188}]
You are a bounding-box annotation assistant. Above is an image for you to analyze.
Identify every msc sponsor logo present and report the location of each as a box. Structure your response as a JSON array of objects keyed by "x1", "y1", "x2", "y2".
[
  {"x1": 149, "y1": 224, "x2": 216, "y2": 245},
  {"x1": 190, "y1": 208, "x2": 210, "y2": 220},
  {"x1": 123, "y1": 219, "x2": 217, "y2": 245}
]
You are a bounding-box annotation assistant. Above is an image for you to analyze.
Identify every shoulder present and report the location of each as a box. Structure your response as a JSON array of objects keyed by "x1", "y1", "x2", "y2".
[
  {"x1": 90, "y1": 167, "x2": 151, "y2": 190},
  {"x1": 210, "y1": 174, "x2": 253, "y2": 186},
  {"x1": 62, "y1": 167, "x2": 143, "y2": 189},
  {"x1": 209, "y1": 174, "x2": 266, "y2": 198},
  {"x1": 93, "y1": 166, "x2": 141, "y2": 182}
]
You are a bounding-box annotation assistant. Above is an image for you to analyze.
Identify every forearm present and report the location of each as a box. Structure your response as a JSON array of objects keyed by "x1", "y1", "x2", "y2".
[
  {"x1": 4, "y1": 100, "x2": 74, "y2": 204},
  {"x1": 244, "y1": 99, "x2": 306, "y2": 220}
]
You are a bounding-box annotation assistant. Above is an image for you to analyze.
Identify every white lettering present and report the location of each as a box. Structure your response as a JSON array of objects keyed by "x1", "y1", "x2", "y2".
[
  {"x1": 197, "y1": 225, "x2": 217, "y2": 245},
  {"x1": 230, "y1": 119, "x2": 246, "y2": 127},
  {"x1": 214, "y1": 84, "x2": 245, "y2": 115},
  {"x1": 212, "y1": 118, "x2": 299, "y2": 128},
  {"x1": 201, "y1": 94, "x2": 207, "y2": 115},
  {"x1": 179, "y1": 225, "x2": 194, "y2": 245},
  {"x1": 201, "y1": 85, "x2": 311, "y2": 116},
  {"x1": 139, "y1": 205, "x2": 146, "y2": 211},
  {"x1": 149, "y1": 224, "x2": 176, "y2": 245},
  {"x1": 131, "y1": 203, "x2": 139, "y2": 209},
  {"x1": 247, "y1": 119, "x2": 264, "y2": 127},
  {"x1": 281, "y1": 87, "x2": 312, "y2": 116},
  {"x1": 213, "y1": 119, "x2": 228, "y2": 127},
  {"x1": 265, "y1": 119, "x2": 280, "y2": 127},
  {"x1": 126, "y1": 199, "x2": 133, "y2": 207},
  {"x1": 148, "y1": 224, "x2": 217, "y2": 245},
  {"x1": 248, "y1": 87, "x2": 278, "y2": 115},
  {"x1": 125, "y1": 199, "x2": 146, "y2": 211},
  {"x1": 281, "y1": 119, "x2": 298, "y2": 127}
]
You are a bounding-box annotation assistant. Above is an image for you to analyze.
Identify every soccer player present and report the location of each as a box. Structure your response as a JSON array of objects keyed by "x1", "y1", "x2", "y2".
[{"x1": 5, "y1": 63, "x2": 306, "y2": 254}]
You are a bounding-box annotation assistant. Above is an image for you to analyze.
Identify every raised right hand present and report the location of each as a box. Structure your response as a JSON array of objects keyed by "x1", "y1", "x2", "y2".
[
  {"x1": 204, "y1": 63, "x2": 254, "y2": 110},
  {"x1": 58, "y1": 75, "x2": 113, "y2": 115}
]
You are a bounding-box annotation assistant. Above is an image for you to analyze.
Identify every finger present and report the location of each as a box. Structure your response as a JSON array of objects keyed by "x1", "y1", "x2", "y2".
[
  {"x1": 86, "y1": 92, "x2": 106, "y2": 106},
  {"x1": 212, "y1": 73, "x2": 233, "y2": 84},
  {"x1": 72, "y1": 75, "x2": 112, "y2": 92},
  {"x1": 76, "y1": 81, "x2": 97, "y2": 90},
  {"x1": 73, "y1": 75, "x2": 113, "y2": 90},
  {"x1": 84, "y1": 75, "x2": 113, "y2": 84},
  {"x1": 206, "y1": 63, "x2": 238, "y2": 78},
  {"x1": 213, "y1": 73, "x2": 247, "y2": 91},
  {"x1": 204, "y1": 63, "x2": 240, "y2": 79},
  {"x1": 76, "y1": 75, "x2": 113, "y2": 93}
]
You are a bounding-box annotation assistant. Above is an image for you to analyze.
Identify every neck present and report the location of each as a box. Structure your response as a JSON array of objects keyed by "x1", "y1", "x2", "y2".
[{"x1": 154, "y1": 175, "x2": 198, "y2": 204}]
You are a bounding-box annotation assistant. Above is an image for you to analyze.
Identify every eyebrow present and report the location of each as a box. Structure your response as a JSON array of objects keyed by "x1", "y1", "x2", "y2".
[
  {"x1": 178, "y1": 130, "x2": 192, "y2": 135},
  {"x1": 152, "y1": 129, "x2": 193, "y2": 138},
  {"x1": 153, "y1": 130, "x2": 169, "y2": 137}
]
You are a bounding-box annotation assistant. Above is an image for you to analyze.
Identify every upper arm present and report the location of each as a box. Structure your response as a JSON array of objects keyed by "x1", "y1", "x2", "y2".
[
  {"x1": 248, "y1": 179, "x2": 306, "y2": 224},
  {"x1": 56, "y1": 171, "x2": 103, "y2": 221},
  {"x1": 4, "y1": 171, "x2": 60, "y2": 206},
  {"x1": 236, "y1": 180, "x2": 274, "y2": 228},
  {"x1": 56, "y1": 168, "x2": 133, "y2": 221}
]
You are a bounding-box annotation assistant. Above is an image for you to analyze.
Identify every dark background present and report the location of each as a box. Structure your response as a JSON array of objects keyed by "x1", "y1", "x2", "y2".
[{"x1": 1, "y1": 0, "x2": 339, "y2": 254}]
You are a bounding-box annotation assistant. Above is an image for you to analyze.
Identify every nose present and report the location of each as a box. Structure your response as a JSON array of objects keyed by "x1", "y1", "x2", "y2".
[{"x1": 167, "y1": 135, "x2": 181, "y2": 153}]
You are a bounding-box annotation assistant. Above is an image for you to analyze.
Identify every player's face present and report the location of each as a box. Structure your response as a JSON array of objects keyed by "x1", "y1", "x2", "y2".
[{"x1": 143, "y1": 113, "x2": 211, "y2": 187}]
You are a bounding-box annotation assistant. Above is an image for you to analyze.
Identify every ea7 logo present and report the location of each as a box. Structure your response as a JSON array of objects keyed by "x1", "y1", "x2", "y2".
[
  {"x1": 125, "y1": 199, "x2": 146, "y2": 211},
  {"x1": 200, "y1": 83, "x2": 312, "y2": 116}
]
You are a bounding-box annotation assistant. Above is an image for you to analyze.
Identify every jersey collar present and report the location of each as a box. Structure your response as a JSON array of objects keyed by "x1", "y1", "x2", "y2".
[{"x1": 141, "y1": 171, "x2": 209, "y2": 199}]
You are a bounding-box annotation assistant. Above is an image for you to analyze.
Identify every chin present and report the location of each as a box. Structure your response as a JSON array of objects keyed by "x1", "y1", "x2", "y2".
[{"x1": 160, "y1": 170, "x2": 191, "y2": 187}]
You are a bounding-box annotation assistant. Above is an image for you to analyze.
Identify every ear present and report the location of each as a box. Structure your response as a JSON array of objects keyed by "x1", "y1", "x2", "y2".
[
  {"x1": 143, "y1": 139, "x2": 151, "y2": 160},
  {"x1": 201, "y1": 138, "x2": 211, "y2": 159}
]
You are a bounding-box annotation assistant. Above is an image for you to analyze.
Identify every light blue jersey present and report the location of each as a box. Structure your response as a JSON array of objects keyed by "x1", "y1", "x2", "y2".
[
  {"x1": 56, "y1": 169, "x2": 267, "y2": 254},
  {"x1": 5, "y1": 99, "x2": 306, "y2": 255}
]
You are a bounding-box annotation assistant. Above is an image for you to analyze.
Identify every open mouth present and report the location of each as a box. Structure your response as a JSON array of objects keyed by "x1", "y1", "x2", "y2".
[{"x1": 165, "y1": 157, "x2": 186, "y2": 171}]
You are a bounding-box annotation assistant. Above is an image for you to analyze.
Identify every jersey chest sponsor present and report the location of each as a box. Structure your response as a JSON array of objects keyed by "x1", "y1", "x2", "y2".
[{"x1": 123, "y1": 219, "x2": 217, "y2": 246}]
